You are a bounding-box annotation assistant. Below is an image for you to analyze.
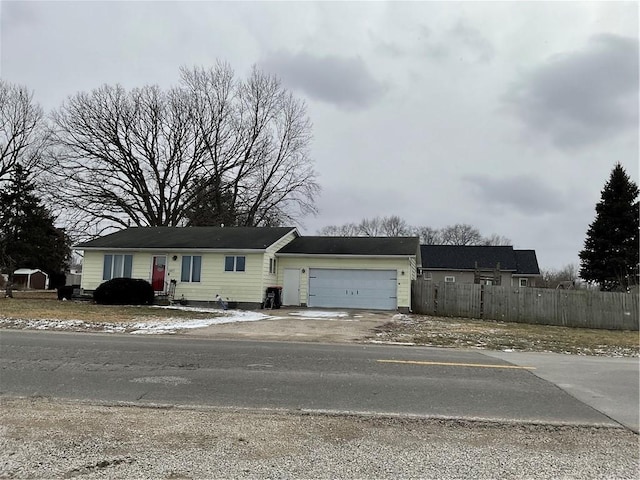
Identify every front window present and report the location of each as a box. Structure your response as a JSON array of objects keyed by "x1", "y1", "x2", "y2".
[
  {"x1": 181, "y1": 255, "x2": 202, "y2": 282},
  {"x1": 103, "y1": 254, "x2": 133, "y2": 280},
  {"x1": 519, "y1": 278, "x2": 528, "y2": 287},
  {"x1": 225, "y1": 256, "x2": 245, "y2": 272},
  {"x1": 444, "y1": 276, "x2": 456, "y2": 283}
]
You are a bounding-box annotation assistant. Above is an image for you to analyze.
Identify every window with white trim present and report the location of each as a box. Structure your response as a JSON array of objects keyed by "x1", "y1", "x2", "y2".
[
  {"x1": 519, "y1": 278, "x2": 528, "y2": 287},
  {"x1": 269, "y1": 258, "x2": 277, "y2": 274},
  {"x1": 103, "y1": 254, "x2": 133, "y2": 280},
  {"x1": 444, "y1": 275, "x2": 456, "y2": 283},
  {"x1": 181, "y1": 255, "x2": 202, "y2": 282},
  {"x1": 225, "y1": 255, "x2": 245, "y2": 272}
]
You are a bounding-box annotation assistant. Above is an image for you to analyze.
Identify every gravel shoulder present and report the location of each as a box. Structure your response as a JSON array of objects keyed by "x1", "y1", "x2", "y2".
[{"x1": 2, "y1": 397, "x2": 638, "y2": 480}]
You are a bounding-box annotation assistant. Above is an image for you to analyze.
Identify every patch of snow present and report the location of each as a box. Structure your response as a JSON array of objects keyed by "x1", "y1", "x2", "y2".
[
  {"x1": 287, "y1": 311, "x2": 348, "y2": 319},
  {"x1": 130, "y1": 310, "x2": 273, "y2": 334},
  {"x1": 368, "y1": 340, "x2": 416, "y2": 346}
]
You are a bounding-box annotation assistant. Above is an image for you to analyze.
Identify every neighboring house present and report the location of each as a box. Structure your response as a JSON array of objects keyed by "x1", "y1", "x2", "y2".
[
  {"x1": 418, "y1": 245, "x2": 541, "y2": 287},
  {"x1": 75, "y1": 227, "x2": 420, "y2": 311},
  {"x1": 13, "y1": 268, "x2": 50, "y2": 290}
]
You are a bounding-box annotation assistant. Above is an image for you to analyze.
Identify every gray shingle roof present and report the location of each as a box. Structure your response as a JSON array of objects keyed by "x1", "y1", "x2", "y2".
[
  {"x1": 75, "y1": 227, "x2": 297, "y2": 250},
  {"x1": 277, "y1": 236, "x2": 420, "y2": 256},
  {"x1": 514, "y1": 250, "x2": 541, "y2": 275},
  {"x1": 420, "y1": 245, "x2": 540, "y2": 275}
]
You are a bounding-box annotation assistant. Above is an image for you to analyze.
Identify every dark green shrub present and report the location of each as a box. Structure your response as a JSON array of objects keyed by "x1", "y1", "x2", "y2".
[{"x1": 93, "y1": 278, "x2": 155, "y2": 305}]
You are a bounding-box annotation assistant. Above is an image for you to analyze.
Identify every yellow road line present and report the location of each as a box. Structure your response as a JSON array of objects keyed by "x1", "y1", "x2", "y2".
[{"x1": 377, "y1": 359, "x2": 536, "y2": 370}]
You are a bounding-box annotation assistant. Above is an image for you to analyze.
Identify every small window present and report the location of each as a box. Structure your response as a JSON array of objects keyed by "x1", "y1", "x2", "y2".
[
  {"x1": 444, "y1": 276, "x2": 456, "y2": 283},
  {"x1": 103, "y1": 254, "x2": 133, "y2": 280},
  {"x1": 224, "y1": 256, "x2": 246, "y2": 272},
  {"x1": 181, "y1": 255, "x2": 202, "y2": 282},
  {"x1": 519, "y1": 278, "x2": 528, "y2": 287},
  {"x1": 422, "y1": 271, "x2": 432, "y2": 280},
  {"x1": 224, "y1": 256, "x2": 235, "y2": 272},
  {"x1": 269, "y1": 258, "x2": 277, "y2": 274}
]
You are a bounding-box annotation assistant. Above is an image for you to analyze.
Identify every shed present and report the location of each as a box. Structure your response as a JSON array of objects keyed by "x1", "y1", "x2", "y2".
[{"x1": 13, "y1": 269, "x2": 50, "y2": 290}]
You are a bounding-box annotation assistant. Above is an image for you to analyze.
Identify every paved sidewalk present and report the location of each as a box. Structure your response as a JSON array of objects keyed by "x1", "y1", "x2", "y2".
[{"x1": 484, "y1": 350, "x2": 640, "y2": 433}]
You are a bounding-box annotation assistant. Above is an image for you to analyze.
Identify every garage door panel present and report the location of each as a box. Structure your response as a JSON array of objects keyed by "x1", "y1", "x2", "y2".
[{"x1": 308, "y1": 269, "x2": 397, "y2": 310}]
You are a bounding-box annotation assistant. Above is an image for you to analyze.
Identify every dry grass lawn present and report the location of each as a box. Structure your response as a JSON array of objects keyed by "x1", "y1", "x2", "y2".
[
  {"x1": 0, "y1": 295, "x2": 219, "y2": 323},
  {"x1": 373, "y1": 315, "x2": 639, "y2": 356}
]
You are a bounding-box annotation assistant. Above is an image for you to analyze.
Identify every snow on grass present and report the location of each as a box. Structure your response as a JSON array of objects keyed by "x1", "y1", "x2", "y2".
[
  {"x1": 287, "y1": 310, "x2": 349, "y2": 319},
  {"x1": 0, "y1": 306, "x2": 359, "y2": 334},
  {"x1": 130, "y1": 310, "x2": 273, "y2": 334}
]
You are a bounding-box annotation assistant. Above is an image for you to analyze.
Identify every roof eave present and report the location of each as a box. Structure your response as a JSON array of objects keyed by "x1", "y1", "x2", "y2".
[
  {"x1": 76, "y1": 247, "x2": 270, "y2": 253},
  {"x1": 276, "y1": 253, "x2": 417, "y2": 259}
]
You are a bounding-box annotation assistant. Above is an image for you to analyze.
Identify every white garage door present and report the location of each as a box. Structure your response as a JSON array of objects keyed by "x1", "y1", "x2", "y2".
[{"x1": 308, "y1": 269, "x2": 397, "y2": 310}]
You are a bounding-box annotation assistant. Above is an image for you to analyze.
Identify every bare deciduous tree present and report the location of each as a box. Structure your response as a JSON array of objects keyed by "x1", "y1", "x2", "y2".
[
  {"x1": 539, "y1": 263, "x2": 579, "y2": 289},
  {"x1": 480, "y1": 233, "x2": 513, "y2": 246},
  {"x1": 49, "y1": 63, "x2": 319, "y2": 238},
  {"x1": 440, "y1": 223, "x2": 483, "y2": 245},
  {"x1": 319, "y1": 217, "x2": 511, "y2": 245},
  {"x1": 318, "y1": 223, "x2": 360, "y2": 236},
  {"x1": 379, "y1": 215, "x2": 410, "y2": 236},
  {"x1": 320, "y1": 216, "x2": 412, "y2": 237},
  {"x1": 412, "y1": 226, "x2": 443, "y2": 244},
  {"x1": 50, "y1": 84, "x2": 198, "y2": 235},
  {"x1": 358, "y1": 217, "x2": 383, "y2": 236},
  {"x1": 0, "y1": 80, "x2": 49, "y2": 184}
]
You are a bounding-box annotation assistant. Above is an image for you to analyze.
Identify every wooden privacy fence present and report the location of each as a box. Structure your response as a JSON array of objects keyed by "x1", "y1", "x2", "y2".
[{"x1": 411, "y1": 280, "x2": 639, "y2": 330}]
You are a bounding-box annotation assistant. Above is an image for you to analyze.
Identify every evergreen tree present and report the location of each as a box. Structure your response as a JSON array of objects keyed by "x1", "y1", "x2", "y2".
[
  {"x1": 579, "y1": 163, "x2": 639, "y2": 291},
  {"x1": 0, "y1": 164, "x2": 71, "y2": 286}
]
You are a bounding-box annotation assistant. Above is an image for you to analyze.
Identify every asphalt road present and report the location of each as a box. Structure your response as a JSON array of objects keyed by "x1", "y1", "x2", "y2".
[{"x1": 0, "y1": 330, "x2": 627, "y2": 429}]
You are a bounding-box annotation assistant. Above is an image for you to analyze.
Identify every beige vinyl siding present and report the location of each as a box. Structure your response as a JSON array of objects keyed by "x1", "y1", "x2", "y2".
[
  {"x1": 79, "y1": 251, "x2": 105, "y2": 291},
  {"x1": 173, "y1": 252, "x2": 265, "y2": 303},
  {"x1": 80, "y1": 250, "x2": 152, "y2": 290},
  {"x1": 277, "y1": 256, "x2": 415, "y2": 309},
  {"x1": 261, "y1": 230, "x2": 298, "y2": 293}
]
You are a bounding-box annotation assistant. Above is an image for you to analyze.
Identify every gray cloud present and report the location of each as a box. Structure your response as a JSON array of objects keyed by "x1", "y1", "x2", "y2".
[
  {"x1": 420, "y1": 21, "x2": 494, "y2": 63},
  {"x1": 259, "y1": 51, "x2": 386, "y2": 110},
  {"x1": 504, "y1": 34, "x2": 639, "y2": 149},
  {"x1": 370, "y1": 20, "x2": 494, "y2": 64},
  {"x1": 447, "y1": 21, "x2": 495, "y2": 63},
  {"x1": 0, "y1": 1, "x2": 39, "y2": 32},
  {"x1": 463, "y1": 174, "x2": 565, "y2": 215}
]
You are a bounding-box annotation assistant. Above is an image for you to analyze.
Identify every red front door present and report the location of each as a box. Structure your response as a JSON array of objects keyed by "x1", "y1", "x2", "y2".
[{"x1": 152, "y1": 256, "x2": 166, "y2": 292}]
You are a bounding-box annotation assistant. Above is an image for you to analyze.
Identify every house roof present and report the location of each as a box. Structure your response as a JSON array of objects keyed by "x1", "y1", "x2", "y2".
[
  {"x1": 13, "y1": 268, "x2": 48, "y2": 276},
  {"x1": 75, "y1": 227, "x2": 297, "y2": 250},
  {"x1": 514, "y1": 250, "x2": 541, "y2": 275},
  {"x1": 277, "y1": 236, "x2": 420, "y2": 256},
  {"x1": 420, "y1": 245, "x2": 540, "y2": 275}
]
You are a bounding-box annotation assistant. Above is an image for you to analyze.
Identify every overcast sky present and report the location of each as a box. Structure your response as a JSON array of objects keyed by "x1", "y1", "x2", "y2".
[{"x1": 1, "y1": 1, "x2": 638, "y2": 271}]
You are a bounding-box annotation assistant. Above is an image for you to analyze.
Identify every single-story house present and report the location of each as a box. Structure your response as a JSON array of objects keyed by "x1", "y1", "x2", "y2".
[
  {"x1": 75, "y1": 227, "x2": 420, "y2": 311},
  {"x1": 12, "y1": 268, "x2": 50, "y2": 290},
  {"x1": 418, "y1": 245, "x2": 541, "y2": 287}
]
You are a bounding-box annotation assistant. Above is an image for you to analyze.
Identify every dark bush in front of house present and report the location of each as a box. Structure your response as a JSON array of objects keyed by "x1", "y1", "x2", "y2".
[
  {"x1": 93, "y1": 278, "x2": 155, "y2": 305},
  {"x1": 57, "y1": 285, "x2": 74, "y2": 300}
]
